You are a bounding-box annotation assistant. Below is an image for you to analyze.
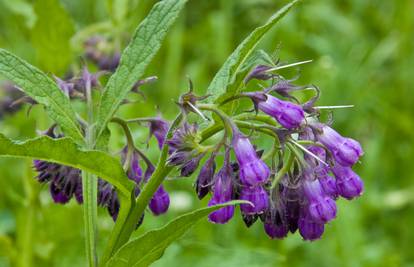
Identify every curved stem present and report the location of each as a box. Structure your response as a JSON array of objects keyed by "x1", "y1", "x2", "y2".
[{"x1": 271, "y1": 147, "x2": 295, "y2": 189}]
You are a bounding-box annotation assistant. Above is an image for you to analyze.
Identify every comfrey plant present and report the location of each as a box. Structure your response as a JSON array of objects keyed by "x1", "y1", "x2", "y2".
[{"x1": 0, "y1": 0, "x2": 363, "y2": 266}]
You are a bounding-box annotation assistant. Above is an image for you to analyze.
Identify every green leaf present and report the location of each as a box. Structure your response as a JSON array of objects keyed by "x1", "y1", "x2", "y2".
[
  {"x1": 206, "y1": 0, "x2": 300, "y2": 104},
  {"x1": 0, "y1": 133, "x2": 134, "y2": 196},
  {"x1": 95, "y1": 0, "x2": 188, "y2": 142},
  {"x1": 31, "y1": 0, "x2": 75, "y2": 74},
  {"x1": 0, "y1": 49, "x2": 84, "y2": 144},
  {"x1": 106, "y1": 200, "x2": 248, "y2": 267}
]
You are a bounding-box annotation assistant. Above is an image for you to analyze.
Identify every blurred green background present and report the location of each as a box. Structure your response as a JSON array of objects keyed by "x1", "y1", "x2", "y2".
[{"x1": 0, "y1": 0, "x2": 413, "y2": 266}]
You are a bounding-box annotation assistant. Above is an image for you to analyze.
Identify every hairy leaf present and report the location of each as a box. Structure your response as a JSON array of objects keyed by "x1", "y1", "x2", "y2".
[
  {"x1": 106, "y1": 200, "x2": 248, "y2": 267},
  {"x1": 95, "y1": 0, "x2": 188, "y2": 142},
  {"x1": 0, "y1": 133, "x2": 134, "y2": 196},
  {"x1": 206, "y1": 0, "x2": 300, "y2": 105},
  {"x1": 31, "y1": 0, "x2": 75, "y2": 74},
  {"x1": 0, "y1": 49, "x2": 84, "y2": 143}
]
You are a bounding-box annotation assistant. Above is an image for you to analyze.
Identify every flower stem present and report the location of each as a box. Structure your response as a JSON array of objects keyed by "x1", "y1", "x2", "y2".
[
  {"x1": 100, "y1": 113, "x2": 183, "y2": 264},
  {"x1": 83, "y1": 77, "x2": 98, "y2": 267}
]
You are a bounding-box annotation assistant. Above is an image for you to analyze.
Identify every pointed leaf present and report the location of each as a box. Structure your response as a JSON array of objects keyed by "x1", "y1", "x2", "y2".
[
  {"x1": 106, "y1": 200, "x2": 248, "y2": 267},
  {"x1": 0, "y1": 49, "x2": 84, "y2": 144},
  {"x1": 95, "y1": 0, "x2": 188, "y2": 141},
  {"x1": 207, "y1": 0, "x2": 300, "y2": 104},
  {"x1": 0, "y1": 133, "x2": 134, "y2": 196}
]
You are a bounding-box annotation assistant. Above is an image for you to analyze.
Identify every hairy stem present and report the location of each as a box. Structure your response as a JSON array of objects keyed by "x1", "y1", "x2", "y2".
[{"x1": 83, "y1": 77, "x2": 98, "y2": 267}]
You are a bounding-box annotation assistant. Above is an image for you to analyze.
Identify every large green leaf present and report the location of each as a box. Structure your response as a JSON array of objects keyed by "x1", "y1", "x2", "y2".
[
  {"x1": 0, "y1": 133, "x2": 134, "y2": 196},
  {"x1": 106, "y1": 200, "x2": 248, "y2": 267},
  {"x1": 31, "y1": 0, "x2": 75, "y2": 74},
  {"x1": 0, "y1": 49, "x2": 84, "y2": 144},
  {"x1": 95, "y1": 0, "x2": 188, "y2": 142},
  {"x1": 206, "y1": 0, "x2": 300, "y2": 104}
]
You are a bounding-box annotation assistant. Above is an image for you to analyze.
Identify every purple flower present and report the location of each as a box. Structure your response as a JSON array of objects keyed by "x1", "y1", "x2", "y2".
[
  {"x1": 208, "y1": 152, "x2": 235, "y2": 224},
  {"x1": 148, "y1": 118, "x2": 170, "y2": 149},
  {"x1": 314, "y1": 124, "x2": 363, "y2": 166},
  {"x1": 50, "y1": 182, "x2": 71, "y2": 204},
  {"x1": 302, "y1": 179, "x2": 337, "y2": 223},
  {"x1": 245, "y1": 65, "x2": 273, "y2": 83},
  {"x1": 319, "y1": 175, "x2": 338, "y2": 199},
  {"x1": 255, "y1": 94, "x2": 305, "y2": 129},
  {"x1": 195, "y1": 154, "x2": 216, "y2": 199},
  {"x1": 180, "y1": 153, "x2": 204, "y2": 177},
  {"x1": 298, "y1": 212, "x2": 325, "y2": 241},
  {"x1": 331, "y1": 164, "x2": 364, "y2": 199},
  {"x1": 149, "y1": 185, "x2": 170, "y2": 215},
  {"x1": 167, "y1": 123, "x2": 199, "y2": 151},
  {"x1": 232, "y1": 132, "x2": 270, "y2": 186},
  {"x1": 264, "y1": 222, "x2": 289, "y2": 239},
  {"x1": 128, "y1": 152, "x2": 143, "y2": 184},
  {"x1": 239, "y1": 186, "x2": 269, "y2": 214}
]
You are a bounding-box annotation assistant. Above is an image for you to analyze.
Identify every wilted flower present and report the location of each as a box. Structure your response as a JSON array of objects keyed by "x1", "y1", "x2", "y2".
[
  {"x1": 245, "y1": 65, "x2": 274, "y2": 83},
  {"x1": 195, "y1": 154, "x2": 216, "y2": 199}
]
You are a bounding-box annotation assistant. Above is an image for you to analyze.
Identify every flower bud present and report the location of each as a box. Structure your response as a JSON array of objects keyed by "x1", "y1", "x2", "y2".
[
  {"x1": 245, "y1": 65, "x2": 273, "y2": 83},
  {"x1": 149, "y1": 185, "x2": 170, "y2": 215},
  {"x1": 331, "y1": 164, "x2": 364, "y2": 199},
  {"x1": 239, "y1": 186, "x2": 269, "y2": 214},
  {"x1": 257, "y1": 94, "x2": 304, "y2": 129},
  {"x1": 180, "y1": 153, "x2": 204, "y2": 177}
]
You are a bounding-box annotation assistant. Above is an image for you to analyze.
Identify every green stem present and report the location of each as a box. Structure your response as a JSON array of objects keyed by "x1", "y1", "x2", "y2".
[
  {"x1": 100, "y1": 113, "x2": 183, "y2": 264},
  {"x1": 83, "y1": 77, "x2": 98, "y2": 267},
  {"x1": 271, "y1": 148, "x2": 295, "y2": 189}
]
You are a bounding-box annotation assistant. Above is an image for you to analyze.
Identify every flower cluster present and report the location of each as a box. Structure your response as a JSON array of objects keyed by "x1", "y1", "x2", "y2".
[
  {"x1": 29, "y1": 66, "x2": 170, "y2": 225},
  {"x1": 166, "y1": 60, "x2": 364, "y2": 241}
]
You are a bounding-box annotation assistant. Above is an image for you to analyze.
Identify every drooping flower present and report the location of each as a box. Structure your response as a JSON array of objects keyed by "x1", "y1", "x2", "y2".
[
  {"x1": 148, "y1": 118, "x2": 170, "y2": 149},
  {"x1": 195, "y1": 154, "x2": 216, "y2": 200},
  {"x1": 257, "y1": 94, "x2": 305, "y2": 129},
  {"x1": 298, "y1": 211, "x2": 325, "y2": 241},
  {"x1": 232, "y1": 131, "x2": 270, "y2": 186},
  {"x1": 180, "y1": 153, "x2": 204, "y2": 177},
  {"x1": 149, "y1": 185, "x2": 170, "y2": 216},
  {"x1": 208, "y1": 150, "x2": 235, "y2": 224},
  {"x1": 302, "y1": 179, "x2": 337, "y2": 224},
  {"x1": 239, "y1": 186, "x2": 269, "y2": 214},
  {"x1": 314, "y1": 123, "x2": 363, "y2": 167},
  {"x1": 331, "y1": 164, "x2": 364, "y2": 199}
]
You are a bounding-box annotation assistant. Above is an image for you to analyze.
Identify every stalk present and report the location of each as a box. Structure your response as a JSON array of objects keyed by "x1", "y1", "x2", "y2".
[{"x1": 83, "y1": 75, "x2": 98, "y2": 267}]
